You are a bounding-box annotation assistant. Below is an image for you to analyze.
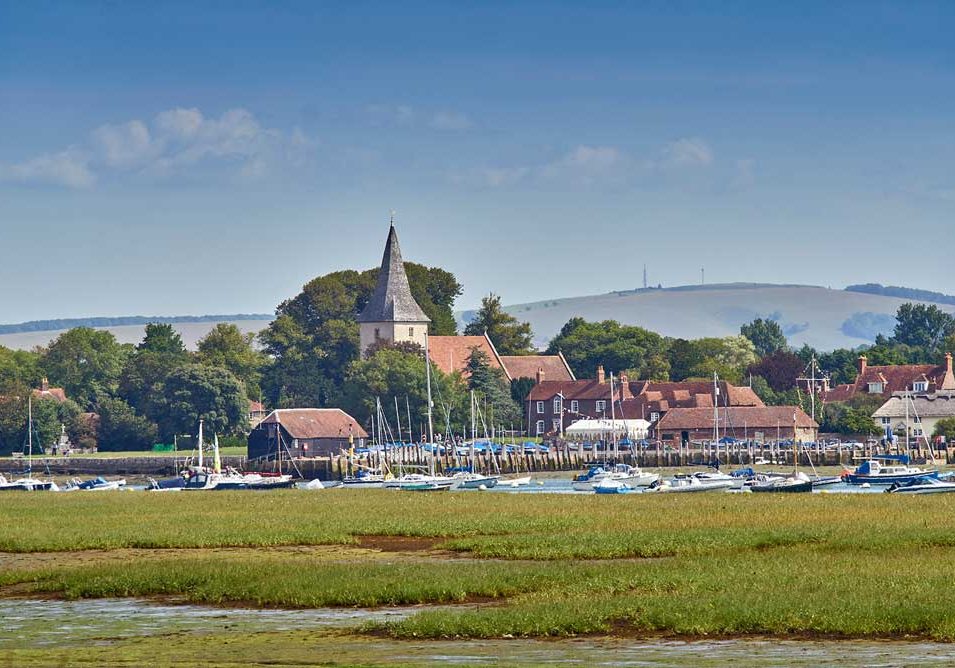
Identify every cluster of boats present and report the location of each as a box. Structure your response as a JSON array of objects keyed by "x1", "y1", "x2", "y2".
[{"x1": 340, "y1": 465, "x2": 532, "y2": 492}]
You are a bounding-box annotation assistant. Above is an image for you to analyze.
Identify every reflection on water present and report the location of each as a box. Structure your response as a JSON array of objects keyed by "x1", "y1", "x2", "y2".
[
  {"x1": 2, "y1": 598, "x2": 954, "y2": 666},
  {"x1": 0, "y1": 598, "x2": 409, "y2": 648}
]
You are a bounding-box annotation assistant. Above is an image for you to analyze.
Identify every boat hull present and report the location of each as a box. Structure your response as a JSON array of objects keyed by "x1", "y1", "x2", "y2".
[
  {"x1": 750, "y1": 480, "x2": 813, "y2": 493},
  {"x1": 845, "y1": 471, "x2": 939, "y2": 485}
]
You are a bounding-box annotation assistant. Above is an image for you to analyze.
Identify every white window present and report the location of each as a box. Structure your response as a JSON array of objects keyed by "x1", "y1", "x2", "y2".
[
  {"x1": 535, "y1": 420, "x2": 545, "y2": 436},
  {"x1": 913, "y1": 381, "x2": 928, "y2": 392},
  {"x1": 596, "y1": 400, "x2": 606, "y2": 412},
  {"x1": 880, "y1": 417, "x2": 891, "y2": 425},
  {"x1": 552, "y1": 419, "x2": 561, "y2": 432},
  {"x1": 650, "y1": 412, "x2": 660, "y2": 423},
  {"x1": 409, "y1": 327, "x2": 414, "y2": 337},
  {"x1": 536, "y1": 401, "x2": 544, "y2": 414},
  {"x1": 868, "y1": 382, "x2": 884, "y2": 394},
  {"x1": 913, "y1": 427, "x2": 924, "y2": 437},
  {"x1": 570, "y1": 400, "x2": 579, "y2": 413},
  {"x1": 913, "y1": 415, "x2": 922, "y2": 423},
  {"x1": 553, "y1": 397, "x2": 562, "y2": 413}
]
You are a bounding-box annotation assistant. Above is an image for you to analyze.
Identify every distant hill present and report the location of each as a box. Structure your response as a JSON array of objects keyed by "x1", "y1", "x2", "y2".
[
  {"x1": 845, "y1": 284, "x2": 955, "y2": 307},
  {"x1": 0, "y1": 315, "x2": 273, "y2": 351},
  {"x1": 477, "y1": 283, "x2": 955, "y2": 352}
]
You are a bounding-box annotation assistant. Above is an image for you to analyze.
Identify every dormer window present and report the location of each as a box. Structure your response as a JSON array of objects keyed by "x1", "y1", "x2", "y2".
[
  {"x1": 867, "y1": 382, "x2": 884, "y2": 394},
  {"x1": 913, "y1": 381, "x2": 928, "y2": 392},
  {"x1": 650, "y1": 412, "x2": 660, "y2": 423}
]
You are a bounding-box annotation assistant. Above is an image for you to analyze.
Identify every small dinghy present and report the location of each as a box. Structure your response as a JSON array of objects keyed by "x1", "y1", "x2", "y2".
[
  {"x1": 646, "y1": 477, "x2": 735, "y2": 494},
  {"x1": 593, "y1": 478, "x2": 632, "y2": 494}
]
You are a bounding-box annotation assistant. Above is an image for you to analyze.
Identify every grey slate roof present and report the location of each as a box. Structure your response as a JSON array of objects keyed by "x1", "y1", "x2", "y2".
[{"x1": 357, "y1": 225, "x2": 431, "y2": 323}]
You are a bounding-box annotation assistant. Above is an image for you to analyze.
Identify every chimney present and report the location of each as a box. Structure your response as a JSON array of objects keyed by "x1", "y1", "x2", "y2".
[
  {"x1": 536, "y1": 367, "x2": 545, "y2": 385},
  {"x1": 857, "y1": 355, "x2": 867, "y2": 377},
  {"x1": 942, "y1": 352, "x2": 955, "y2": 391},
  {"x1": 41, "y1": 377, "x2": 49, "y2": 392},
  {"x1": 596, "y1": 365, "x2": 605, "y2": 384}
]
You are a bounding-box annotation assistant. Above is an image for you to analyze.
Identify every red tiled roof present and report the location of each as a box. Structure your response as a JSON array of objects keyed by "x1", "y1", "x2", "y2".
[
  {"x1": 656, "y1": 406, "x2": 817, "y2": 431},
  {"x1": 822, "y1": 358, "x2": 955, "y2": 403},
  {"x1": 32, "y1": 387, "x2": 67, "y2": 403},
  {"x1": 499, "y1": 354, "x2": 575, "y2": 381},
  {"x1": 259, "y1": 409, "x2": 368, "y2": 439},
  {"x1": 249, "y1": 400, "x2": 265, "y2": 413},
  {"x1": 427, "y1": 335, "x2": 505, "y2": 378}
]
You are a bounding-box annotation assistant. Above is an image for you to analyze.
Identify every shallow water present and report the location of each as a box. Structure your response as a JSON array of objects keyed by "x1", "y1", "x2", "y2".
[
  {"x1": 0, "y1": 598, "x2": 410, "y2": 648},
  {"x1": 3, "y1": 598, "x2": 954, "y2": 666}
]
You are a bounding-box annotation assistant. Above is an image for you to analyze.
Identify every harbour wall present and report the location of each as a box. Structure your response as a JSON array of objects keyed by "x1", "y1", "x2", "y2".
[{"x1": 2, "y1": 443, "x2": 953, "y2": 479}]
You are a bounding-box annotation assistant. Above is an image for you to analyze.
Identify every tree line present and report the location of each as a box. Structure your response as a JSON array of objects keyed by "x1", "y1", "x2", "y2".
[{"x1": 3, "y1": 257, "x2": 953, "y2": 452}]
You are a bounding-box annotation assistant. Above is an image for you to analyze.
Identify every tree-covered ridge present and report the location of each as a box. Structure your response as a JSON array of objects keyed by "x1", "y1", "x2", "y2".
[
  {"x1": 845, "y1": 283, "x2": 955, "y2": 307},
  {"x1": 0, "y1": 314, "x2": 272, "y2": 335}
]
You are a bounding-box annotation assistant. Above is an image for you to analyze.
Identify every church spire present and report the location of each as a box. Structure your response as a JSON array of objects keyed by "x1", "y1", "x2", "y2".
[{"x1": 357, "y1": 224, "x2": 430, "y2": 324}]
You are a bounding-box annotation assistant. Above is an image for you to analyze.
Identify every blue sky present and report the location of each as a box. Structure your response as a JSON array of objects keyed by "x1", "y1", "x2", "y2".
[{"x1": 1, "y1": 1, "x2": 953, "y2": 322}]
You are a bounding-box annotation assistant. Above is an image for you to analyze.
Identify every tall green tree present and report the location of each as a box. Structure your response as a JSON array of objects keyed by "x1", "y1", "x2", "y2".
[
  {"x1": 669, "y1": 336, "x2": 758, "y2": 384},
  {"x1": 340, "y1": 346, "x2": 466, "y2": 439},
  {"x1": 464, "y1": 294, "x2": 535, "y2": 355},
  {"x1": 546, "y1": 318, "x2": 668, "y2": 380},
  {"x1": 465, "y1": 348, "x2": 523, "y2": 428},
  {"x1": 96, "y1": 396, "x2": 159, "y2": 451},
  {"x1": 893, "y1": 303, "x2": 955, "y2": 352},
  {"x1": 41, "y1": 328, "x2": 127, "y2": 407},
  {"x1": 153, "y1": 365, "x2": 248, "y2": 440},
  {"x1": 747, "y1": 350, "x2": 804, "y2": 392},
  {"x1": 740, "y1": 318, "x2": 788, "y2": 357},
  {"x1": 119, "y1": 323, "x2": 193, "y2": 419},
  {"x1": 0, "y1": 346, "x2": 41, "y2": 391},
  {"x1": 196, "y1": 323, "x2": 266, "y2": 399}
]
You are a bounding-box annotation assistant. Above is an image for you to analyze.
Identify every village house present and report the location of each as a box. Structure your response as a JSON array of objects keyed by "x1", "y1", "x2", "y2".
[
  {"x1": 655, "y1": 406, "x2": 818, "y2": 446},
  {"x1": 427, "y1": 332, "x2": 574, "y2": 382},
  {"x1": 247, "y1": 408, "x2": 368, "y2": 459},
  {"x1": 823, "y1": 353, "x2": 955, "y2": 402},
  {"x1": 872, "y1": 392, "x2": 955, "y2": 450},
  {"x1": 526, "y1": 366, "x2": 764, "y2": 437},
  {"x1": 32, "y1": 378, "x2": 67, "y2": 403}
]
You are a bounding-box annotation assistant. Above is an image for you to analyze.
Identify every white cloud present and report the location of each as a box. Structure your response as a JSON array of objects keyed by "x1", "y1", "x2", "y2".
[
  {"x1": 657, "y1": 138, "x2": 713, "y2": 168},
  {"x1": 0, "y1": 149, "x2": 94, "y2": 188},
  {"x1": 1, "y1": 107, "x2": 318, "y2": 188},
  {"x1": 430, "y1": 111, "x2": 473, "y2": 131},
  {"x1": 540, "y1": 145, "x2": 627, "y2": 185},
  {"x1": 91, "y1": 120, "x2": 155, "y2": 168}
]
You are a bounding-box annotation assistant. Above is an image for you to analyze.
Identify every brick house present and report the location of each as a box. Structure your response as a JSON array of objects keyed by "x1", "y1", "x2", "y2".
[
  {"x1": 526, "y1": 365, "x2": 763, "y2": 437},
  {"x1": 655, "y1": 406, "x2": 818, "y2": 445},
  {"x1": 823, "y1": 353, "x2": 955, "y2": 403}
]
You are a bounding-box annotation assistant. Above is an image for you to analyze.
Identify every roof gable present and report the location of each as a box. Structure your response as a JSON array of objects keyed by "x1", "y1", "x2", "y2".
[{"x1": 259, "y1": 408, "x2": 368, "y2": 439}]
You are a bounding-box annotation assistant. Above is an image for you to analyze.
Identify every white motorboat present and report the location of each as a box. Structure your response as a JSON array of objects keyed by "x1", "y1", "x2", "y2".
[
  {"x1": 692, "y1": 471, "x2": 745, "y2": 490},
  {"x1": 501, "y1": 475, "x2": 532, "y2": 487},
  {"x1": 451, "y1": 472, "x2": 499, "y2": 490},
  {"x1": 386, "y1": 473, "x2": 455, "y2": 490},
  {"x1": 886, "y1": 476, "x2": 955, "y2": 494},
  {"x1": 61, "y1": 477, "x2": 127, "y2": 491},
  {"x1": 593, "y1": 478, "x2": 632, "y2": 494},
  {"x1": 0, "y1": 398, "x2": 58, "y2": 492},
  {"x1": 572, "y1": 465, "x2": 659, "y2": 492},
  {"x1": 646, "y1": 477, "x2": 735, "y2": 494}
]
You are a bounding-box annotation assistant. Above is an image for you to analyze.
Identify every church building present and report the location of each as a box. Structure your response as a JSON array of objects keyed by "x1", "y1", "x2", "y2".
[{"x1": 357, "y1": 225, "x2": 431, "y2": 356}]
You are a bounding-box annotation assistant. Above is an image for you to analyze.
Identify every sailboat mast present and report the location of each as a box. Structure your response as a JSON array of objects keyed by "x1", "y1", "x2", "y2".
[
  {"x1": 197, "y1": 419, "x2": 204, "y2": 469},
  {"x1": 609, "y1": 372, "x2": 617, "y2": 460},
  {"x1": 424, "y1": 332, "x2": 434, "y2": 445},
  {"x1": 27, "y1": 395, "x2": 33, "y2": 462}
]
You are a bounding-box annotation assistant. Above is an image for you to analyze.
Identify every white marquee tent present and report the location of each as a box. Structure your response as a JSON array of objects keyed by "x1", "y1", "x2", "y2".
[{"x1": 564, "y1": 418, "x2": 650, "y2": 441}]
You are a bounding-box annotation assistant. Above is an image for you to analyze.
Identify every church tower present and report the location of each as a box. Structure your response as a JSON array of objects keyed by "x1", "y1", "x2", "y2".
[{"x1": 357, "y1": 225, "x2": 430, "y2": 357}]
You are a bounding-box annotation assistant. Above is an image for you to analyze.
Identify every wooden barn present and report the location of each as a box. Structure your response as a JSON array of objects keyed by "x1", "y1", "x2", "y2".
[{"x1": 247, "y1": 408, "x2": 368, "y2": 459}]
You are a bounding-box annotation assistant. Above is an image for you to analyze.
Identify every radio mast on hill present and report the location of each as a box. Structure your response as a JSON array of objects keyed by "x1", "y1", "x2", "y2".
[{"x1": 643, "y1": 264, "x2": 648, "y2": 289}]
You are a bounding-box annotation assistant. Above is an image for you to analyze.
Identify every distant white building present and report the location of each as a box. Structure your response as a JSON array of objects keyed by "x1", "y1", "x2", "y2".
[{"x1": 872, "y1": 392, "x2": 955, "y2": 447}]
